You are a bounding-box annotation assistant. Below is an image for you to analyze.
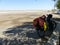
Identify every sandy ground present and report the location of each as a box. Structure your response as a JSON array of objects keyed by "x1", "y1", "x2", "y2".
[{"x1": 0, "y1": 11, "x2": 60, "y2": 45}]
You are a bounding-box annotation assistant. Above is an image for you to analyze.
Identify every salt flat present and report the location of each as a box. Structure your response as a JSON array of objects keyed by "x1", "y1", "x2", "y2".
[{"x1": 0, "y1": 10, "x2": 59, "y2": 45}]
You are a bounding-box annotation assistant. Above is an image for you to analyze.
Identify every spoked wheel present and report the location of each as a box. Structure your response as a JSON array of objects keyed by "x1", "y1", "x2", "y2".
[
  {"x1": 52, "y1": 21, "x2": 57, "y2": 30},
  {"x1": 44, "y1": 21, "x2": 57, "y2": 38}
]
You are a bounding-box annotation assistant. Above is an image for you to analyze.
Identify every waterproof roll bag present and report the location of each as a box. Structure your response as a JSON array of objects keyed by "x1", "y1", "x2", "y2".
[{"x1": 44, "y1": 22, "x2": 47, "y2": 31}]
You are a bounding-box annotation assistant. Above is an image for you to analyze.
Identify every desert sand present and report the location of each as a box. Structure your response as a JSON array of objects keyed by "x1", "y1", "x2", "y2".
[{"x1": 0, "y1": 10, "x2": 60, "y2": 45}]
